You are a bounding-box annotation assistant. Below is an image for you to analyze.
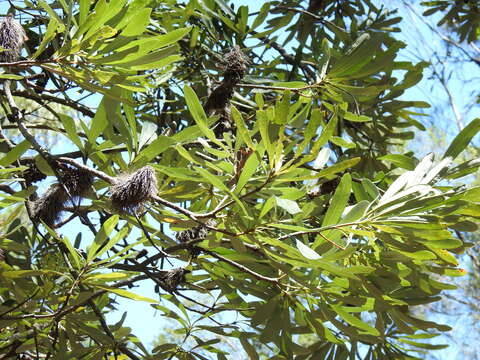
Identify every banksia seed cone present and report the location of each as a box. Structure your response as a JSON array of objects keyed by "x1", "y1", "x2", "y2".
[
  {"x1": 158, "y1": 268, "x2": 188, "y2": 293},
  {"x1": 223, "y1": 45, "x2": 248, "y2": 86},
  {"x1": 205, "y1": 46, "x2": 249, "y2": 138},
  {"x1": 110, "y1": 166, "x2": 158, "y2": 213},
  {"x1": 205, "y1": 46, "x2": 248, "y2": 113},
  {"x1": 32, "y1": 184, "x2": 67, "y2": 227},
  {"x1": 32, "y1": 167, "x2": 93, "y2": 227},
  {"x1": 60, "y1": 167, "x2": 94, "y2": 197},
  {"x1": 176, "y1": 219, "x2": 217, "y2": 243},
  {"x1": 23, "y1": 163, "x2": 47, "y2": 184},
  {"x1": 0, "y1": 14, "x2": 27, "y2": 62}
]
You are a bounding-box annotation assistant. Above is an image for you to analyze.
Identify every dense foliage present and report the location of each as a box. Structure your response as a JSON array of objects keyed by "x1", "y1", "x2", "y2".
[{"x1": 0, "y1": 1, "x2": 479, "y2": 359}]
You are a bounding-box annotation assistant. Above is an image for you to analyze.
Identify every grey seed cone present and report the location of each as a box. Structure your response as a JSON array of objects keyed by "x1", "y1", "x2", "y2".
[
  {"x1": 61, "y1": 167, "x2": 94, "y2": 198},
  {"x1": 158, "y1": 268, "x2": 188, "y2": 293},
  {"x1": 32, "y1": 184, "x2": 69, "y2": 227},
  {"x1": 110, "y1": 166, "x2": 158, "y2": 213},
  {"x1": 32, "y1": 168, "x2": 93, "y2": 227},
  {"x1": 176, "y1": 219, "x2": 217, "y2": 243},
  {"x1": 0, "y1": 15, "x2": 27, "y2": 62}
]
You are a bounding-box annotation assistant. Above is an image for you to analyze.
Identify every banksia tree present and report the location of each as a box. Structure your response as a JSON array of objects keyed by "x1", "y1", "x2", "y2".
[{"x1": 0, "y1": 1, "x2": 479, "y2": 360}]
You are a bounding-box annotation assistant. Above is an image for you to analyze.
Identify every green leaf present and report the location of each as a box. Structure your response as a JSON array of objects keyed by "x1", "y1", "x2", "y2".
[
  {"x1": 87, "y1": 215, "x2": 119, "y2": 261},
  {"x1": 94, "y1": 227, "x2": 130, "y2": 260},
  {"x1": 61, "y1": 236, "x2": 82, "y2": 269},
  {"x1": 121, "y1": 8, "x2": 151, "y2": 36},
  {"x1": 331, "y1": 305, "x2": 380, "y2": 336},
  {"x1": 0, "y1": 141, "x2": 30, "y2": 166},
  {"x1": 315, "y1": 158, "x2": 361, "y2": 178},
  {"x1": 235, "y1": 151, "x2": 260, "y2": 194},
  {"x1": 0, "y1": 74, "x2": 25, "y2": 80},
  {"x1": 322, "y1": 174, "x2": 352, "y2": 228},
  {"x1": 240, "y1": 335, "x2": 259, "y2": 360},
  {"x1": 195, "y1": 167, "x2": 247, "y2": 215},
  {"x1": 88, "y1": 96, "x2": 115, "y2": 143},
  {"x1": 60, "y1": 114, "x2": 83, "y2": 150},
  {"x1": 184, "y1": 85, "x2": 216, "y2": 141},
  {"x1": 133, "y1": 136, "x2": 175, "y2": 165},
  {"x1": 232, "y1": 106, "x2": 255, "y2": 150},
  {"x1": 443, "y1": 118, "x2": 480, "y2": 159},
  {"x1": 378, "y1": 154, "x2": 416, "y2": 170},
  {"x1": 316, "y1": 111, "x2": 339, "y2": 148},
  {"x1": 2, "y1": 269, "x2": 65, "y2": 278},
  {"x1": 95, "y1": 286, "x2": 158, "y2": 303},
  {"x1": 341, "y1": 200, "x2": 369, "y2": 223},
  {"x1": 276, "y1": 197, "x2": 302, "y2": 215},
  {"x1": 296, "y1": 240, "x2": 321, "y2": 260},
  {"x1": 252, "y1": 3, "x2": 271, "y2": 30},
  {"x1": 343, "y1": 112, "x2": 371, "y2": 122},
  {"x1": 32, "y1": 17, "x2": 64, "y2": 59},
  {"x1": 86, "y1": 272, "x2": 132, "y2": 282}
]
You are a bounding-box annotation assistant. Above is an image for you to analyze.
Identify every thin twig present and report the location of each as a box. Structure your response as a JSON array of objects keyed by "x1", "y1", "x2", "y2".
[{"x1": 203, "y1": 249, "x2": 279, "y2": 284}]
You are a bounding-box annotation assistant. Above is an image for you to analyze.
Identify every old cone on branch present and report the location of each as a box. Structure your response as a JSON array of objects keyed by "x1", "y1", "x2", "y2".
[
  {"x1": 176, "y1": 219, "x2": 217, "y2": 243},
  {"x1": 23, "y1": 163, "x2": 47, "y2": 184},
  {"x1": 61, "y1": 166, "x2": 94, "y2": 197},
  {"x1": 32, "y1": 167, "x2": 93, "y2": 227},
  {"x1": 158, "y1": 268, "x2": 188, "y2": 293},
  {"x1": 205, "y1": 46, "x2": 248, "y2": 136},
  {"x1": 0, "y1": 14, "x2": 27, "y2": 62},
  {"x1": 110, "y1": 166, "x2": 158, "y2": 213},
  {"x1": 32, "y1": 184, "x2": 68, "y2": 227}
]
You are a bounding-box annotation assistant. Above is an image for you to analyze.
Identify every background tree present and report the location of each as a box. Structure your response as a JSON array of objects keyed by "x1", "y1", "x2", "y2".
[
  {"x1": 386, "y1": 1, "x2": 480, "y2": 359},
  {"x1": 0, "y1": 1, "x2": 479, "y2": 359}
]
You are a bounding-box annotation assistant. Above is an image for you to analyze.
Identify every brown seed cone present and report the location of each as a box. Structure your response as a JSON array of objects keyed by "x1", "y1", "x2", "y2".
[
  {"x1": 205, "y1": 46, "x2": 248, "y2": 138},
  {"x1": 176, "y1": 219, "x2": 217, "y2": 243},
  {"x1": 32, "y1": 167, "x2": 93, "y2": 227},
  {"x1": 205, "y1": 46, "x2": 248, "y2": 114},
  {"x1": 158, "y1": 268, "x2": 188, "y2": 293},
  {"x1": 222, "y1": 45, "x2": 248, "y2": 86},
  {"x1": 32, "y1": 184, "x2": 68, "y2": 227},
  {"x1": 23, "y1": 163, "x2": 47, "y2": 184},
  {"x1": 0, "y1": 248, "x2": 5, "y2": 262},
  {"x1": 60, "y1": 167, "x2": 94, "y2": 197},
  {"x1": 0, "y1": 14, "x2": 27, "y2": 62},
  {"x1": 110, "y1": 166, "x2": 158, "y2": 213}
]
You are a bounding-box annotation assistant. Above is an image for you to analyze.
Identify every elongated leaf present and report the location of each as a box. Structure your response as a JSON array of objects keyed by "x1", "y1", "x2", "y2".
[
  {"x1": 322, "y1": 173, "x2": 352, "y2": 227},
  {"x1": 315, "y1": 158, "x2": 361, "y2": 178},
  {"x1": 184, "y1": 85, "x2": 216, "y2": 141},
  {"x1": 276, "y1": 197, "x2": 301, "y2": 215},
  {"x1": 235, "y1": 152, "x2": 260, "y2": 194},
  {"x1": 378, "y1": 171, "x2": 412, "y2": 206},
  {"x1": 87, "y1": 215, "x2": 119, "y2": 261},
  {"x1": 232, "y1": 106, "x2": 255, "y2": 150},
  {"x1": 296, "y1": 240, "x2": 321, "y2": 260},
  {"x1": 121, "y1": 8, "x2": 151, "y2": 36},
  {"x1": 61, "y1": 236, "x2": 82, "y2": 269},
  {"x1": 96, "y1": 287, "x2": 158, "y2": 303},
  {"x1": 331, "y1": 305, "x2": 380, "y2": 335},
  {"x1": 134, "y1": 135, "x2": 175, "y2": 165},
  {"x1": 444, "y1": 118, "x2": 480, "y2": 159},
  {"x1": 0, "y1": 141, "x2": 30, "y2": 166}
]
